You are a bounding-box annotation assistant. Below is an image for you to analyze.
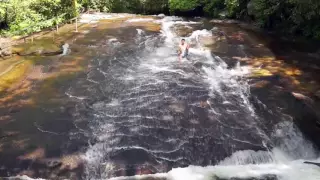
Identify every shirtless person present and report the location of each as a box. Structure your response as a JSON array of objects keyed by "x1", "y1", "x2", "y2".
[{"x1": 178, "y1": 39, "x2": 190, "y2": 61}]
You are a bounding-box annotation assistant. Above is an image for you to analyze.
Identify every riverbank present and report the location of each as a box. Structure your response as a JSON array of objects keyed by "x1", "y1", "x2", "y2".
[{"x1": 0, "y1": 13, "x2": 320, "y2": 179}]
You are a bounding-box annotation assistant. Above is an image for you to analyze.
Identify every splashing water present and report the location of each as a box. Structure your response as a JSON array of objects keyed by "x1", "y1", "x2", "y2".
[{"x1": 61, "y1": 43, "x2": 70, "y2": 56}]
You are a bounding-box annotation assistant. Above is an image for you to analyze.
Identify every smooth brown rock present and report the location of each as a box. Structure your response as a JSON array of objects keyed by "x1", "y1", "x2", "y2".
[
  {"x1": 173, "y1": 25, "x2": 193, "y2": 37},
  {"x1": 13, "y1": 40, "x2": 62, "y2": 56}
]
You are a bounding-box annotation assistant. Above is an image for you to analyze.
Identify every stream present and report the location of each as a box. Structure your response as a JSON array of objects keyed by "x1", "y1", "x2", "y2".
[
  {"x1": 4, "y1": 14, "x2": 320, "y2": 180},
  {"x1": 73, "y1": 15, "x2": 320, "y2": 180}
]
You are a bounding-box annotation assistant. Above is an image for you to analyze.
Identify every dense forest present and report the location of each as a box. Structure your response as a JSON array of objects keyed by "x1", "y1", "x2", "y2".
[{"x1": 0, "y1": 0, "x2": 320, "y2": 39}]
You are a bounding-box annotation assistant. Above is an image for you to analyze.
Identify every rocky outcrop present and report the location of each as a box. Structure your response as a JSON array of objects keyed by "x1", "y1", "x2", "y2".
[
  {"x1": 13, "y1": 41, "x2": 63, "y2": 56},
  {"x1": 290, "y1": 94, "x2": 320, "y2": 149},
  {"x1": 251, "y1": 82, "x2": 320, "y2": 149},
  {"x1": 173, "y1": 24, "x2": 194, "y2": 37},
  {"x1": 1, "y1": 38, "x2": 63, "y2": 57},
  {"x1": 17, "y1": 49, "x2": 63, "y2": 56}
]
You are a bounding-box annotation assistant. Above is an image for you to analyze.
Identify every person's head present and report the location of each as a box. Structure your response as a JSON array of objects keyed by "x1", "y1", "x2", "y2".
[{"x1": 181, "y1": 39, "x2": 185, "y2": 45}]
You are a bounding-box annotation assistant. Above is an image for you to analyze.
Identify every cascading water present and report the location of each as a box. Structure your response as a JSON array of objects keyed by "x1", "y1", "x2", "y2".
[
  {"x1": 61, "y1": 43, "x2": 70, "y2": 56},
  {"x1": 63, "y1": 15, "x2": 320, "y2": 180}
]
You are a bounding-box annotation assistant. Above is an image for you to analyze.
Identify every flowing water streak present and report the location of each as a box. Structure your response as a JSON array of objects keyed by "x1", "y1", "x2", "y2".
[{"x1": 61, "y1": 43, "x2": 70, "y2": 56}]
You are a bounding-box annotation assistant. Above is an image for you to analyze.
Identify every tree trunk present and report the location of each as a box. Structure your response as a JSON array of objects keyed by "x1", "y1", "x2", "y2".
[{"x1": 72, "y1": 0, "x2": 78, "y2": 17}]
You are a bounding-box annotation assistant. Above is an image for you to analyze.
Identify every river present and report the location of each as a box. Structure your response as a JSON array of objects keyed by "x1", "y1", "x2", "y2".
[{"x1": 4, "y1": 14, "x2": 320, "y2": 180}]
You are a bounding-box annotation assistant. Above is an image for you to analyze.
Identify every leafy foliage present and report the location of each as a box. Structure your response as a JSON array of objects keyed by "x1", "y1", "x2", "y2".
[
  {"x1": 203, "y1": 0, "x2": 225, "y2": 17},
  {"x1": 169, "y1": 0, "x2": 202, "y2": 12},
  {"x1": 0, "y1": 0, "x2": 320, "y2": 39},
  {"x1": 247, "y1": 0, "x2": 320, "y2": 38}
]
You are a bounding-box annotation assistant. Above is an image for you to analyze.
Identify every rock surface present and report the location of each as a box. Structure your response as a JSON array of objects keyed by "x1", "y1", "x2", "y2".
[
  {"x1": 13, "y1": 41, "x2": 63, "y2": 56},
  {"x1": 251, "y1": 83, "x2": 320, "y2": 149},
  {"x1": 173, "y1": 24, "x2": 194, "y2": 37},
  {"x1": 290, "y1": 94, "x2": 320, "y2": 149}
]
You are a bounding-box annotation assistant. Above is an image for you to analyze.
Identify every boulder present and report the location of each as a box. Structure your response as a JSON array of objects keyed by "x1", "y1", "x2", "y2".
[
  {"x1": 13, "y1": 40, "x2": 62, "y2": 56},
  {"x1": 292, "y1": 92, "x2": 313, "y2": 104},
  {"x1": 290, "y1": 95, "x2": 320, "y2": 149},
  {"x1": 1, "y1": 48, "x2": 12, "y2": 57},
  {"x1": 251, "y1": 80, "x2": 320, "y2": 150},
  {"x1": 198, "y1": 36, "x2": 216, "y2": 46},
  {"x1": 198, "y1": 31, "x2": 225, "y2": 47},
  {"x1": 173, "y1": 25, "x2": 193, "y2": 37}
]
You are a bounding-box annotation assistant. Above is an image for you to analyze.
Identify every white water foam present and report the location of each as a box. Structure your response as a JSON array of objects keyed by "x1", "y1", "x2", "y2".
[
  {"x1": 167, "y1": 161, "x2": 320, "y2": 180},
  {"x1": 7, "y1": 175, "x2": 46, "y2": 180},
  {"x1": 61, "y1": 43, "x2": 70, "y2": 56},
  {"x1": 110, "y1": 161, "x2": 320, "y2": 180}
]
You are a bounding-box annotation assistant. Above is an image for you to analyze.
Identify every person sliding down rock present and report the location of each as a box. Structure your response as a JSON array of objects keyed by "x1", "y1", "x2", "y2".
[{"x1": 178, "y1": 38, "x2": 190, "y2": 61}]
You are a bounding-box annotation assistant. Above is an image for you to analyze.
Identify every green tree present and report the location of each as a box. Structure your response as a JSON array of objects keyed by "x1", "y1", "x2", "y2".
[
  {"x1": 143, "y1": 0, "x2": 169, "y2": 14},
  {"x1": 203, "y1": 0, "x2": 225, "y2": 17},
  {"x1": 247, "y1": 0, "x2": 320, "y2": 38},
  {"x1": 287, "y1": 0, "x2": 320, "y2": 38},
  {"x1": 72, "y1": 0, "x2": 78, "y2": 17},
  {"x1": 1, "y1": 0, "x2": 320, "y2": 39},
  {"x1": 169, "y1": 0, "x2": 202, "y2": 13}
]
